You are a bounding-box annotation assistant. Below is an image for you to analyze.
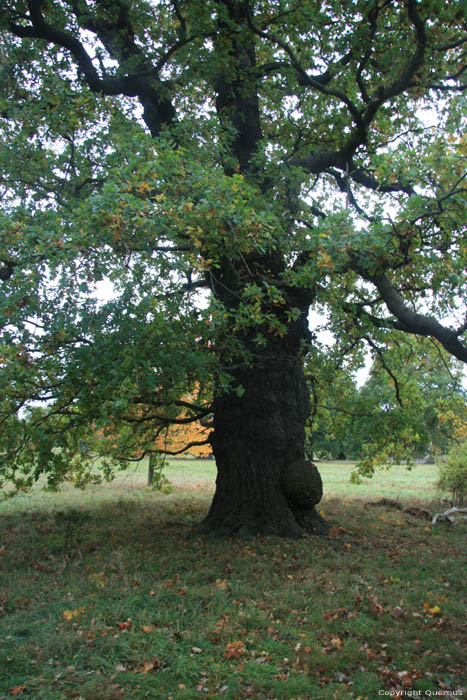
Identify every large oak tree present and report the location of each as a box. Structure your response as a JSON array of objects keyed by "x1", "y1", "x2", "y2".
[{"x1": 0, "y1": 0, "x2": 466, "y2": 535}]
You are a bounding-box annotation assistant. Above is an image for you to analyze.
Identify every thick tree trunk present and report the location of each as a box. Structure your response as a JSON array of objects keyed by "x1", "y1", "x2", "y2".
[
  {"x1": 203, "y1": 353, "x2": 328, "y2": 537},
  {"x1": 201, "y1": 0, "x2": 328, "y2": 538}
]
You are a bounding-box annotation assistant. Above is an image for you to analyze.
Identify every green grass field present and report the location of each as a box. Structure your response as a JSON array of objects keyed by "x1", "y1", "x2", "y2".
[
  {"x1": 0, "y1": 458, "x2": 445, "y2": 516},
  {"x1": 0, "y1": 460, "x2": 465, "y2": 700}
]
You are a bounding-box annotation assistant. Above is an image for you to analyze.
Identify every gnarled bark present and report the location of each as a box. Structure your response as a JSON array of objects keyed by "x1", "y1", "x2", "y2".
[{"x1": 203, "y1": 353, "x2": 328, "y2": 537}]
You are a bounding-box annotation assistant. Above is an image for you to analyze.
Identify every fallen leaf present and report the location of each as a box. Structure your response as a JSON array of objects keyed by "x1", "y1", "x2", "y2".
[
  {"x1": 139, "y1": 656, "x2": 164, "y2": 674},
  {"x1": 117, "y1": 619, "x2": 132, "y2": 630},
  {"x1": 62, "y1": 607, "x2": 85, "y2": 621},
  {"x1": 398, "y1": 671, "x2": 413, "y2": 688},
  {"x1": 11, "y1": 687, "x2": 26, "y2": 696},
  {"x1": 224, "y1": 641, "x2": 245, "y2": 659},
  {"x1": 140, "y1": 662, "x2": 155, "y2": 674},
  {"x1": 330, "y1": 636, "x2": 344, "y2": 649},
  {"x1": 424, "y1": 602, "x2": 442, "y2": 615}
]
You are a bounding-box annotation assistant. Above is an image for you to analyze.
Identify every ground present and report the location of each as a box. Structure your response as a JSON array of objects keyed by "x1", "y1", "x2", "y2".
[{"x1": 0, "y1": 460, "x2": 465, "y2": 699}]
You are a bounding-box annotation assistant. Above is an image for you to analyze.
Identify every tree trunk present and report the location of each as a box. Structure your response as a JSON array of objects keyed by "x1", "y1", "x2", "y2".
[
  {"x1": 147, "y1": 454, "x2": 155, "y2": 486},
  {"x1": 203, "y1": 353, "x2": 328, "y2": 537}
]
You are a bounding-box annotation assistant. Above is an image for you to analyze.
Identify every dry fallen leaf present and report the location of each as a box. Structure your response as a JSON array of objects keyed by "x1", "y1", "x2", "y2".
[
  {"x1": 140, "y1": 661, "x2": 155, "y2": 674},
  {"x1": 224, "y1": 641, "x2": 245, "y2": 659},
  {"x1": 63, "y1": 607, "x2": 85, "y2": 621},
  {"x1": 398, "y1": 670, "x2": 414, "y2": 688},
  {"x1": 117, "y1": 619, "x2": 132, "y2": 630},
  {"x1": 423, "y1": 602, "x2": 442, "y2": 615},
  {"x1": 139, "y1": 656, "x2": 164, "y2": 674},
  {"x1": 330, "y1": 636, "x2": 344, "y2": 649}
]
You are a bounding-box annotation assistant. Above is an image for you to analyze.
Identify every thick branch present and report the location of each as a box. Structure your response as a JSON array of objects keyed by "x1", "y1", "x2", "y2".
[
  {"x1": 7, "y1": 0, "x2": 176, "y2": 137},
  {"x1": 369, "y1": 273, "x2": 467, "y2": 363},
  {"x1": 213, "y1": 1, "x2": 263, "y2": 173},
  {"x1": 359, "y1": 0, "x2": 426, "y2": 129},
  {"x1": 8, "y1": 1, "x2": 138, "y2": 96},
  {"x1": 347, "y1": 167, "x2": 415, "y2": 196}
]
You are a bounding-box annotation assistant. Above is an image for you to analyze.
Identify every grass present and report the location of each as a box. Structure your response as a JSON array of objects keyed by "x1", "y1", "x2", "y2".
[{"x1": 0, "y1": 460, "x2": 465, "y2": 700}]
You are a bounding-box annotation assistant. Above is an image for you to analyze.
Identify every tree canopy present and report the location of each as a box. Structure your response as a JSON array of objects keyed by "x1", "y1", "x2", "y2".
[{"x1": 0, "y1": 0, "x2": 466, "y2": 532}]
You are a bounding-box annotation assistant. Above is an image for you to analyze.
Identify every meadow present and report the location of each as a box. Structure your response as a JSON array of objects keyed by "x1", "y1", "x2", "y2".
[{"x1": 0, "y1": 460, "x2": 465, "y2": 700}]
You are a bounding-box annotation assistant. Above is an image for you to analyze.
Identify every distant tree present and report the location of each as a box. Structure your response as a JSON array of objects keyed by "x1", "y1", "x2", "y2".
[
  {"x1": 307, "y1": 336, "x2": 466, "y2": 472},
  {"x1": 306, "y1": 351, "x2": 363, "y2": 461},
  {"x1": 354, "y1": 336, "x2": 466, "y2": 471},
  {"x1": 0, "y1": 1, "x2": 466, "y2": 535},
  {"x1": 157, "y1": 421, "x2": 212, "y2": 459}
]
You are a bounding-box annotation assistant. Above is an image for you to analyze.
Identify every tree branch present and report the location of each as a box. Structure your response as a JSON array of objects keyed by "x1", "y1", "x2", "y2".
[
  {"x1": 364, "y1": 336, "x2": 404, "y2": 407},
  {"x1": 7, "y1": 0, "x2": 177, "y2": 137},
  {"x1": 328, "y1": 168, "x2": 377, "y2": 220},
  {"x1": 157, "y1": 438, "x2": 211, "y2": 456},
  {"x1": 359, "y1": 0, "x2": 427, "y2": 126},
  {"x1": 7, "y1": 1, "x2": 138, "y2": 96},
  {"x1": 311, "y1": 403, "x2": 374, "y2": 418},
  {"x1": 369, "y1": 273, "x2": 467, "y2": 363},
  {"x1": 347, "y1": 167, "x2": 415, "y2": 196},
  {"x1": 0, "y1": 259, "x2": 17, "y2": 281},
  {"x1": 291, "y1": 1, "x2": 427, "y2": 188},
  {"x1": 246, "y1": 5, "x2": 364, "y2": 132}
]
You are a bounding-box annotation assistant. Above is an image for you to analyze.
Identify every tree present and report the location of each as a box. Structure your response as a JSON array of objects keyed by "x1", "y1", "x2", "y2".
[
  {"x1": 0, "y1": 0, "x2": 466, "y2": 536},
  {"x1": 354, "y1": 336, "x2": 467, "y2": 469},
  {"x1": 306, "y1": 334, "x2": 467, "y2": 470}
]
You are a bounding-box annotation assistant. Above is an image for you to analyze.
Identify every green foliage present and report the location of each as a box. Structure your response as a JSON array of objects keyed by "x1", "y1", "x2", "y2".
[
  {"x1": 307, "y1": 335, "x2": 466, "y2": 477},
  {"x1": 0, "y1": 0, "x2": 465, "y2": 496},
  {"x1": 437, "y1": 441, "x2": 467, "y2": 505}
]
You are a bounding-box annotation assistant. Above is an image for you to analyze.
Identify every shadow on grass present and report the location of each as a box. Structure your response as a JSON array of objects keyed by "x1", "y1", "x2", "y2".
[{"x1": 1, "y1": 485, "x2": 465, "y2": 700}]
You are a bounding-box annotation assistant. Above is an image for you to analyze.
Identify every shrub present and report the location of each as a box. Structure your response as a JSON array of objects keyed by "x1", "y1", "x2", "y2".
[{"x1": 437, "y1": 441, "x2": 467, "y2": 505}]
